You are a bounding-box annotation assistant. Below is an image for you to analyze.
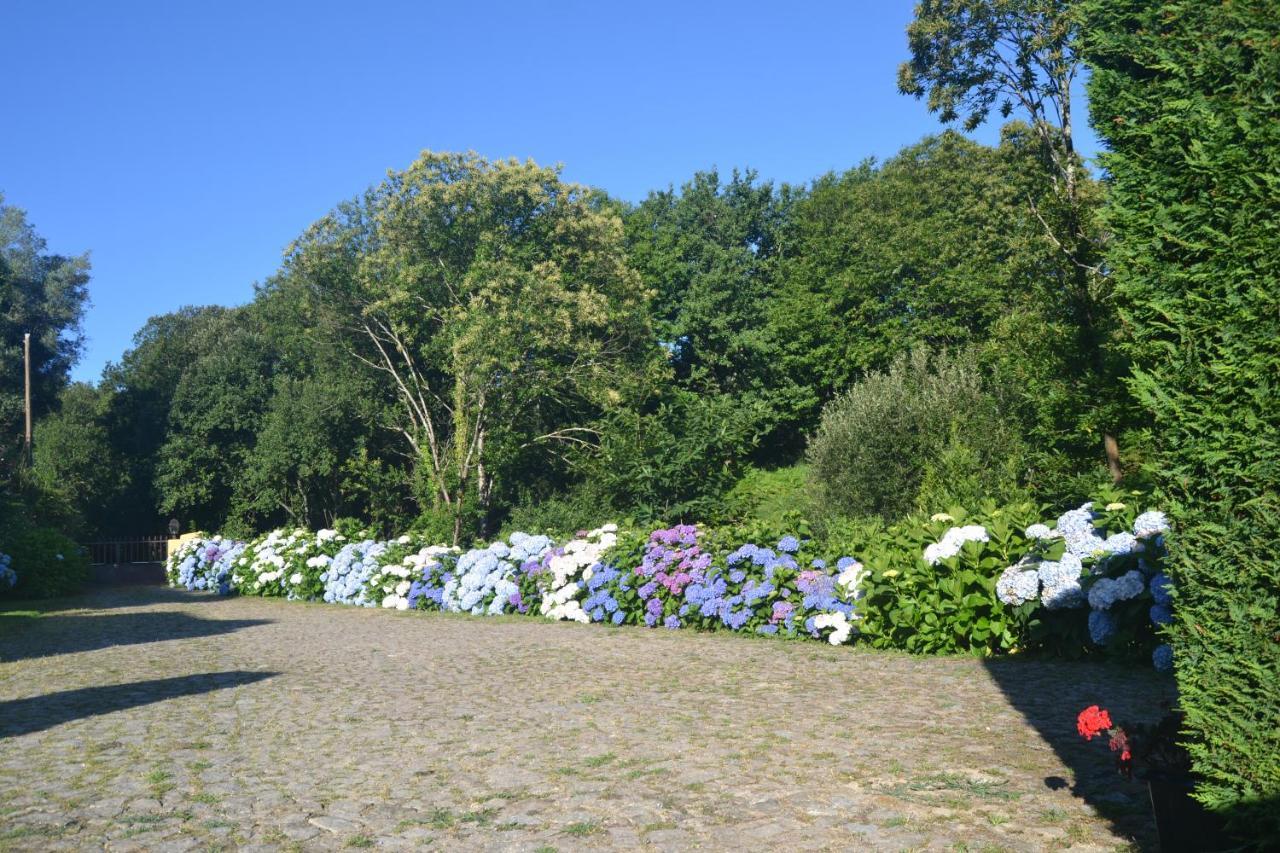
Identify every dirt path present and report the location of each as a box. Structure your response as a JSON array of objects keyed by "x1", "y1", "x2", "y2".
[{"x1": 0, "y1": 586, "x2": 1171, "y2": 851}]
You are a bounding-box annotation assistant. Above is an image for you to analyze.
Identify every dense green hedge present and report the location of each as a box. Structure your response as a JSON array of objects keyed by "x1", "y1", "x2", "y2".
[
  {"x1": 0, "y1": 527, "x2": 89, "y2": 598},
  {"x1": 1084, "y1": 0, "x2": 1280, "y2": 841}
]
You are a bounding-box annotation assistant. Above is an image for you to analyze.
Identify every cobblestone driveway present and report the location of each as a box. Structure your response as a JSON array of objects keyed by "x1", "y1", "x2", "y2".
[{"x1": 0, "y1": 586, "x2": 1173, "y2": 851}]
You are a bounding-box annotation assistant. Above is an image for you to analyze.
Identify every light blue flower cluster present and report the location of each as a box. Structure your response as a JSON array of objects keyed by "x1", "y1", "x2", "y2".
[
  {"x1": 1133, "y1": 511, "x2": 1170, "y2": 540},
  {"x1": 1087, "y1": 570, "x2": 1146, "y2": 610},
  {"x1": 321, "y1": 539, "x2": 390, "y2": 606},
  {"x1": 993, "y1": 500, "x2": 1175, "y2": 669},
  {"x1": 1056, "y1": 503, "x2": 1108, "y2": 559},
  {"x1": 996, "y1": 563, "x2": 1041, "y2": 606},
  {"x1": 166, "y1": 536, "x2": 246, "y2": 594},
  {"x1": 1036, "y1": 553, "x2": 1085, "y2": 609},
  {"x1": 441, "y1": 532, "x2": 552, "y2": 615}
]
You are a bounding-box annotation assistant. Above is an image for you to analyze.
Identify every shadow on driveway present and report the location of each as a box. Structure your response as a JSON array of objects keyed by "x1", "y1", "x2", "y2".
[
  {"x1": 0, "y1": 671, "x2": 277, "y2": 738},
  {"x1": 982, "y1": 656, "x2": 1177, "y2": 849},
  {"x1": 0, "y1": 610, "x2": 272, "y2": 663}
]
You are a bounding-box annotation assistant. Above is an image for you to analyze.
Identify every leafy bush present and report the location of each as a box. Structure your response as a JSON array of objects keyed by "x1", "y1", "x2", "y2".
[
  {"x1": 233, "y1": 528, "x2": 350, "y2": 600},
  {"x1": 849, "y1": 492, "x2": 1171, "y2": 658},
  {"x1": 589, "y1": 389, "x2": 766, "y2": 523},
  {"x1": 721, "y1": 464, "x2": 810, "y2": 528},
  {"x1": 1, "y1": 526, "x2": 89, "y2": 598},
  {"x1": 1085, "y1": 0, "x2": 1280, "y2": 839},
  {"x1": 853, "y1": 504, "x2": 1043, "y2": 654},
  {"x1": 806, "y1": 348, "x2": 1024, "y2": 521}
]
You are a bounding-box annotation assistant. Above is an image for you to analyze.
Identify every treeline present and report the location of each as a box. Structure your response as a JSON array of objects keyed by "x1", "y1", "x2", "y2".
[{"x1": 23, "y1": 128, "x2": 1130, "y2": 542}]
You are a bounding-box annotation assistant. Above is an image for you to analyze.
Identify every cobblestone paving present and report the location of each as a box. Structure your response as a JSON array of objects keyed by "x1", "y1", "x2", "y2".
[{"x1": 0, "y1": 586, "x2": 1174, "y2": 851}]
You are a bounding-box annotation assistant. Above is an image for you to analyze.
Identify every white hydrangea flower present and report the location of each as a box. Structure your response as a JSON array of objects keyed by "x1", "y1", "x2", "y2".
[
  {"x1": 922, "y1": 525, "x2": 989, "y2": 565},
  {"x1": 1133, "y1": 511, "x2": 1170, "y2": 539},
  {"x1": 813, "y1": 611, "x2": 854, "y2": 645},
  {"x1": 1024, "y1": 523, "x2": 1057, "y2": 540}
]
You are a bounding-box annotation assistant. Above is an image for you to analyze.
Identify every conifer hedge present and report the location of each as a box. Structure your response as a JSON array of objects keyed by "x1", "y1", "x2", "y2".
[{"x1": 1084, "y1": 0, "x2": 1279, "y2": 840}]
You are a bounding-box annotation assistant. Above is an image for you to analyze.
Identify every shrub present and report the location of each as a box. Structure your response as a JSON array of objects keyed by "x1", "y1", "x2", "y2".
[
  {"x1": 166, "y1": 535, "x2": 246, "y2": 593},
  {"x1": 1085, "y1": 0, "x2": 1280, "y2": 838},
  {"x1": 164, "y1": 495, "x2": 1169, "y2": 664},
  {"x1": 806, "y1": 348, "x2": 1024, "y2": 521},
  {"x1": 1, "y1": 526, "x2": 89, "y2": 598}
]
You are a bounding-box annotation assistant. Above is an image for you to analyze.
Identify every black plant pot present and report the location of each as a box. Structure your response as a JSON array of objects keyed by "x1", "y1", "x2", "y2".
[{"x1": 1147, "y1": 773, "x2": 1233, "y2": 852}]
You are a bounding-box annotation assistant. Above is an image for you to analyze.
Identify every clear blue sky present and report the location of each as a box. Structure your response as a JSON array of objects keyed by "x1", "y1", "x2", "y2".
[{"x1": 2, "y1": 0, "x2": 1098, "y2": 383}]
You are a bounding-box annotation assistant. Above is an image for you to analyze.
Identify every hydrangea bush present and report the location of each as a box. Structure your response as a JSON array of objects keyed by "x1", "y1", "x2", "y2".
[
  {"x1": 166, "y1": 491, "x2": 1172, "y2": 665},
  {"x1": 232, "y1": 528, "x2": 349, "y2": 600},
  {"x1": 441, "y1": 532, "x2": 553, "y2": 615},
  {"x1": 166, "y1": 536, "x2": 247, "y2": 594},
  {"x1": 1000, "y1": 496, "x2": 1173, "y2": 667}
]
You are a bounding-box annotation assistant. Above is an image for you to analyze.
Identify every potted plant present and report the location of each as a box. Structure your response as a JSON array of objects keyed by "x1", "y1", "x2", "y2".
[{"x1": 1076, "y1": 704, "x2": 1233, "y2": 852}]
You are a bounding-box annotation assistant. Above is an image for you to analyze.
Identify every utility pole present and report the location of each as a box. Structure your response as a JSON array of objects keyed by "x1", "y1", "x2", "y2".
[{"x1": 23, "y1": 332, "x2": 32, "y2": 467}]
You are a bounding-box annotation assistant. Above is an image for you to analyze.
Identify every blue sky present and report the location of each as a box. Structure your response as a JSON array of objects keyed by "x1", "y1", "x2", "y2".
[{"x1": 2, "y1": 1, "x2": 1098, "y2": 383}]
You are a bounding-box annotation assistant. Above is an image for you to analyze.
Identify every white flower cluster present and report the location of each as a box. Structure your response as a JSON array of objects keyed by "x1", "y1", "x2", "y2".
[
  {"x1": 233, "y1": 528, "x2": 344, "y2": 599},
  {"x1": 813, "y1": 611, "x2": 856, "y2": 645},
  {"x1": 0, "y1": 552, "x2": 16, "y2": 589},
  {"x1": 1024, "y1": 523, "x2": 1057, "y2": 540},
  {"x1": 922, "y1": 525, "x2": 989, "y2": 566},
  {"x1": 835, "y1": 559, "x2": 869, "y2": 599},
  {"x1": 538, "y1": 524, "x2": 619, "y2": 622},
  {"x1": 369, "y1": 543, "x2": 456, "y2": 610},
  {"x1": 1086, "y1": 569, "x2": 1146, "y2": 610},
  {"x1": 1133, "y1": 510, "x2": 1169, "y2": 539}
]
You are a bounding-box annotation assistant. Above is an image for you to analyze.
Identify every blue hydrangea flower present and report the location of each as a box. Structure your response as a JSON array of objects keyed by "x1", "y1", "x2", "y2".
[
  {"x1": 1088, "y1": 610, "x2": 1117, "y2": 645},
  {"x1": 1152, "y1": 643, "x2": 1173, "y2": 672}
]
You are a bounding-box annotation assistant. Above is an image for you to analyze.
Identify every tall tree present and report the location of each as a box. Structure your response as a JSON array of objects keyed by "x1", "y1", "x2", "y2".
[
  {"x1": 154, "y1": 308, "x2": 278, "y2": 533},
  {"x1": 96, "y1": 306, "x2": 233, "y2": 532},
  {"x1": 624, "y1": 169, "x2": 799, "y2": 460},
  {"x1": 773, "y1": 133, "x2": 1056, "y2": 431},
  {"x1": 285, "y1": 152, "x2": 654, "y2": 541},
  {"x1": 899, "y1": 0, "x2": 1123, "y2": 480},
  {"x1": 0, "y1": 196, "x2": 89, "y2": 478}
]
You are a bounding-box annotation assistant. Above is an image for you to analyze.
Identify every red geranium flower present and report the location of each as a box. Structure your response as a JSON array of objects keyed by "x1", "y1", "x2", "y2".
[{"x1": 1077, "y1": 705, "x2": 1113, "y2": 740}]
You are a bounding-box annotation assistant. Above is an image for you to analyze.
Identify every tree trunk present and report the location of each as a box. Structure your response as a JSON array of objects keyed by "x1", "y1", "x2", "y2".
[{"x1": 1104, "y1": 433, "x2": 1122, "y2": 483}]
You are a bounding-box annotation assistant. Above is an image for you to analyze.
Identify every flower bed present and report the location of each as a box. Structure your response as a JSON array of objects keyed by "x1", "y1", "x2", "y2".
[{"x1": 164, "y1": 492, "x2": 1175, "y2": 664}]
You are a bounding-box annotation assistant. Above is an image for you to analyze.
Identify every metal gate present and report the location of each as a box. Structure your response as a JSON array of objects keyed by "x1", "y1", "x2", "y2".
[{"x1": 85, "y1": 536, "x2": 169, "y2": 565}]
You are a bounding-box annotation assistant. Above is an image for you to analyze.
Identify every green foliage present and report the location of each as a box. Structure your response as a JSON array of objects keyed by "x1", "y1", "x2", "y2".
[
  {"x1": 155, "y1": 309, "x2": 277, "y2": 532},
  {"x1": 773, "y1": 134, "x2": 1040, "y2": 432},
  {"x1": 1, "y1": 525, "x2": 89, "y2": 598},
  {"x1": 900, "y1": 1, "x2": 1127, "y2": 481},
  {"x1": 587, "y1": 389, "x2": 763, "y2": 523},
  {"x1": 625, "y1": 169, "x2": 803, "y2": 458},
  {"x1": 32, "y1": 383, "x2": 124, "y2": 536},
  {"x1": 852, "y1": 503, "x2": 1044, "y2": 655},
  {"x1": 0, "y1": 196, "x2": 90, "y2": 478},
  {"x1": 806, "y1": 348, "x2": 1025, "y2": 521},
  {"x1": 721, "y1": 464, "x2": 810, "y2": 529},
  {"x1": 286, "y1": 151, "x2": 655, "y2": 542},
  {"x1": 1084, "y1": 0, "x2": 1280, "y2": 839},
  {"x1": 499, "y1": 482, "x2": 617, "y2": 541}
]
